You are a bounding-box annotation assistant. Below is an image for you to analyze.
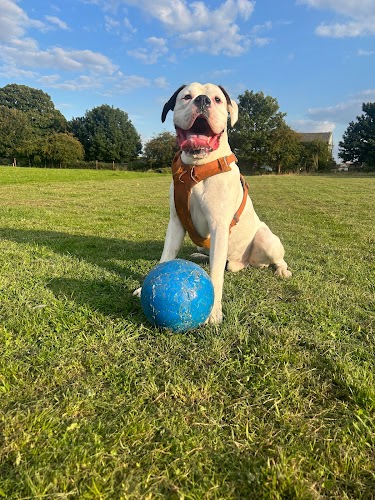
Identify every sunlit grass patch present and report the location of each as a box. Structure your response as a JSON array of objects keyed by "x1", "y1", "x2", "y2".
[{"x1": 0, "y1": 167, "x2": 374, "y2": 498}]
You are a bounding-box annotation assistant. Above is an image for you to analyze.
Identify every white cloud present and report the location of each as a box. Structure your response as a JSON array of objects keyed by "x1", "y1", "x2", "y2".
[
  {"x1": 176, "y1": 0, "x2": 255, "y2": 55},
  {"x1": 0, "y1": 0, "x2": 172, "y2": 99},
  {"x1": 128, "y1": 36, "x2": 168, "y2": 64},
  {"x1": 287, "y1": 89, "x2": 375, "y2": 160},
  {"x1": 114, "y1": 75, "x2": 151, "y2": 92},
  {"x1": 307, "y1": 101, "x2": 362, "y2": 123},
  {"x1": 42, "y1": 75, "x2": 103, "y2": 91},
  {"x1": 154, "y1": 76, "x2": 169, "y2": 89},
  {"x1": 0, "y1": 63, "x2": 37, "y2": 79},
  {"x1": 358, "y1": 48, "x2": 374, "y2": 56},
  {"x1": 85, "y1": 0, "x2": 124, "y2": 14},
  {"x1": 237, "y1": 0, "x2": 255, "y2": 19},
  {"x1": 123, "y1": 16, "x2": 136, "y2": 33},
  {"x1": 0, "y1": 0, "x2": 117, "y2": 76},
  {"x1": 0, "y1": 0, "x2": 45, "y2": 42},
  {"x1": 250, "y1": 21, "x2": 273, "y2": 46},
  {"x1": 303, "y1": 89, "x2": 375, "y2": 126},
  {"x1": 298, "y1": 0, "x2": 375, "y2": 18},
  {"x1": 290, "y1": 119, "x2": 336, "y2": 133},
  {"x1": 208, "y1": 69, "x2": 235, "y2": 79},
  {"x1": 253, "y1": 37, "x2": 272, "y2": 47},
  {"x1": 112, "y1": 75, "x2": 171, "y2": 93},
  {"x1": 289, "y1": 87, "x2": 375, "y2": 161},
  {"x1": 0, "y1": 41, "x2": 117, "y2": 74},
  {"x1": 44, "y1": 15, "x2": 69, "y2": 30},
  {"x1": 104, "y1": 14, "x2": 136, "y2": 35},
  {"x1": 315, "y1": 20, "x2": 375, "y2": 38},
  {"x1": 91, "y1": 0, "x2": 256, "y2": 56},
  {"x1": 178, "y1": 22, "x2": 251, "y2": 56},
  {"x1": 252, "y1": 21, "x2": 273, "y2": 34},
  {"x1": 297, "y1": 0, "x2": 375, "y2": 37},
  {"x1": 357, "y1": 88, "x2": 375, "y2": 99},
  {"x1": 38, "y1": 74, "x2": 62, "y2": 85},
  {"x1": 104, "y1": 15, "x2": 121, "y2": 33},
  {"x1": 18, "y1": 71, "x2": 168, "y2": 95},
  {"x1": 122, "y1": 0, "x2": 256, "y2": 32}
]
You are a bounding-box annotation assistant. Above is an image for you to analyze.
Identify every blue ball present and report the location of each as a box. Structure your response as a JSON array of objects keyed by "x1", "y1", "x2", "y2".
[{"x1": 141, "y1": 259, "x2": 214, "y2": 332}]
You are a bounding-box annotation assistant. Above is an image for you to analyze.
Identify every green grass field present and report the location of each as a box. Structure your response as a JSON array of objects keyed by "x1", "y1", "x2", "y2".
[{"x1": 0, "y1": 166, "x2": 374, "y2": 499}]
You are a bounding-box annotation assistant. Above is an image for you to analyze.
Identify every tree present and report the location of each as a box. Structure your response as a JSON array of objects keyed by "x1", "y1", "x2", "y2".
[
  {"x1": 0, "y1": 106, "x2": 32, "y2": 160},
  {"x1": 228, "y1": 90, "x2": 287, "y2": 170},
  {"x1": 144, "y1": 131, "x2": 179, "y2": 169},
  {"x1": 42, "y1": 133, "x2": 84, "y2": 167},
  {"x1": 339, "y1": 103, "x2": 375, "y2": 170},
  {"x1": 0, "y1": 84, "x2": 67, "y2": 136},
  {"x1": 299, "y1": 140, "x2": 334, "y2": 172},
  {"x1": 268, "y1": 124, "x2": 301, "y2": 174},
  {"x1": 69, "y1": 104, "x2": 142, "y2": 162}
]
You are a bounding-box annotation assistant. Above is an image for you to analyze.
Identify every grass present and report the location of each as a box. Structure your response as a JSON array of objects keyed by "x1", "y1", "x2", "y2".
[{"x1": 0, "y1": 166, "x2": 374, "y2": 499}]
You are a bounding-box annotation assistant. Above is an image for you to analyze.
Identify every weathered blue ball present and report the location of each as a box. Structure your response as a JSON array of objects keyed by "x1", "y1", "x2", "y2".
[{"x1": 141, "y1": 259, "x2": 214, "y2": 332}]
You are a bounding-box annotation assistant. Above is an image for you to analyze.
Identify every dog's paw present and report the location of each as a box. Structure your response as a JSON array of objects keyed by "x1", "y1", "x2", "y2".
[
  {"x1": 133, "y1": 287, "x2": 142, "y2": 297},
  {"x1": 190, "y1": 252, "x2": 209, "y2": 262},
  {"x1": 274, "y1": 266, "x2": 292, "y2": 278},
  {"x1": 208, "y1": 306, "x2": 223, "y2": 325}
]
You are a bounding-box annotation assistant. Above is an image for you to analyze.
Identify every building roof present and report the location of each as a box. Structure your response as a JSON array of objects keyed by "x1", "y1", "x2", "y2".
[{"x1": 299, "y1": 132, "x2": 332, "y2": 144}]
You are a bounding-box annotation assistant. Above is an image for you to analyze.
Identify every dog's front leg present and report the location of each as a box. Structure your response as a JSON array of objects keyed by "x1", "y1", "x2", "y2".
[
  {"x1": 208, "y1": 226, "x2": 229, "y2": 324},
  {"x1": 160, "y1": 212, "x2": 185, "y2": 263},
  {"x1": 160, "y1": 184, "x2": 186, "y2": 262}
]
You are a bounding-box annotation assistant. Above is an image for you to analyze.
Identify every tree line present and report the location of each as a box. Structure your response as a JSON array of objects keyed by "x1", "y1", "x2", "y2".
[
  {"x1": 0, "y1": 83, "x2": 374, "y2": 172},
  {"x1": 0, "y1": 84, "x2": 141, "y2": 168}
]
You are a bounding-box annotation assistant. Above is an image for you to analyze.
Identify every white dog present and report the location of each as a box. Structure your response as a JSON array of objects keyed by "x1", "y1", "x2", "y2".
[{"x1": 136, "y1": 82, "x2": 291, "y2": 324}]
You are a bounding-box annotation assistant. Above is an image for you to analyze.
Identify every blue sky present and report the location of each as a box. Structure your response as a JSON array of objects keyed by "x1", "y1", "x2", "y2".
[{"x1": 0, "y1": 0, "x2": 374, "y2": 160}]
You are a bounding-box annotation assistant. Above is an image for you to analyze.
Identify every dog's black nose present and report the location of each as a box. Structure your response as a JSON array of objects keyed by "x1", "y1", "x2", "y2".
[{"x1": 194, "y1": 95, "x2": 211, "y2": 108}]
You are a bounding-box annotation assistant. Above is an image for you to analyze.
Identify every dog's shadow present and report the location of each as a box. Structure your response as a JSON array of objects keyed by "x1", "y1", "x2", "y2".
[
  {"x1": 48, "y1": 276, "x2": 138, "y2": 318},
  {"x1": 0, "y1": 227, "x2": 186, "y2": 319}
]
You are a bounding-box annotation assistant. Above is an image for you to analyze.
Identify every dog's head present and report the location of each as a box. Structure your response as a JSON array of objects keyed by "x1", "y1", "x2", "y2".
[{"x1": 162, "y1": 82, "x2": 238, "y2": 159}]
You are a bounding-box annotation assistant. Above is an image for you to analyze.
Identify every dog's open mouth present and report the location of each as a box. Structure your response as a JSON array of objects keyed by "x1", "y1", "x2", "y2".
[{"x1": 176, "y1": 117, "x2": 222, "y2": 154}]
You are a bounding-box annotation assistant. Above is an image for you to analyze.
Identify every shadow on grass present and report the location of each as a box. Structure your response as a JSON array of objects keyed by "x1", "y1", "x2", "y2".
[
  {"x1": 48, "y1": 277, "x2": 140, "y2": 318},
  {"x1": 0, "y1": 227, "x2": 170, "y2": 319},
  {"x1": 0, "y1": 227, "x2": 164, "y2": 274},
  {"x1": 298, "y1": 336, "x2": 375, "y2": 411}
]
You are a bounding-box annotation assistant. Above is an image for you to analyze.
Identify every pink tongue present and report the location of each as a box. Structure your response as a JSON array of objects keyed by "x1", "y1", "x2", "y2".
[{"x1": 180, "y1": 134, "x2": 210, "y2": 150}]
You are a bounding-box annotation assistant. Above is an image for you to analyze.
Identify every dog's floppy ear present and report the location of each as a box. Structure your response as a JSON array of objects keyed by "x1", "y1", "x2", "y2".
[
  {"x1": 218, "y1": 85, "x2": 238, "y2": 127},
  {"x1": 228, "y1": 100, "x2": 238, "y2": 127},
  {"x1": 161, "y1": 85, "x2": 186, "y2": 123}
]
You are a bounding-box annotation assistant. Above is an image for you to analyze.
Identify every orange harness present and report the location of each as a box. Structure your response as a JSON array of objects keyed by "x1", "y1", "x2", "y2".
[{"x1": 172, "y1": 151, "x2": 249, "y2": 249}]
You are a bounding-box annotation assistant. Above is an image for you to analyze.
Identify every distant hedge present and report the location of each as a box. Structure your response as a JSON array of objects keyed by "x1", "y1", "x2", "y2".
[{"x1": 0, "y1": 158, "x2": 171, "y2": 172}]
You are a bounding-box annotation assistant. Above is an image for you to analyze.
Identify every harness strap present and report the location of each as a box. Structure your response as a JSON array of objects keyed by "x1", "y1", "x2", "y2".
[
  {"x1": 172, "y1": 152, "x2": 248, "y2": 249},
  {"x1": 230, "y1": 175, "x2": 249, "y2": 230}
]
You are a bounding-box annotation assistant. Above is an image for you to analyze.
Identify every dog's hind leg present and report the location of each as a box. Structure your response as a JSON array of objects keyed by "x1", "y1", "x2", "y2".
[
  {"x1": 226, "y1": 260, "x2": 246, "y2": 272},
  {"x1": 246, "y1": 226, "x2": 292, "y2": 278}
]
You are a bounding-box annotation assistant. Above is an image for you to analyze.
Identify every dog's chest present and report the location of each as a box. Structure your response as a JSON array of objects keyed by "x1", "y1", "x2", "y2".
[
  {"x1": 189, "y1": 183, "x2": 210, "y2": 238},
  {"x1": 188, "y1": 175, "x2": 233, "y2": 235}
]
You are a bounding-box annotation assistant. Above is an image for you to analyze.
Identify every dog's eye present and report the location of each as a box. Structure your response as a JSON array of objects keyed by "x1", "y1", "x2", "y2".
[
  {"x1": 183, "y1": 94, "x2": 192, "y2": 101},
  {"x1": 215, "y1": 97, "x2": 222, "y2": 103}
]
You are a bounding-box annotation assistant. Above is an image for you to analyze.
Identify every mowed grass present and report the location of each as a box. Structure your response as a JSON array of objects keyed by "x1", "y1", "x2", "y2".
[{"x1": 0, "y1": 166, "x2": 374, "y2": 499}]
